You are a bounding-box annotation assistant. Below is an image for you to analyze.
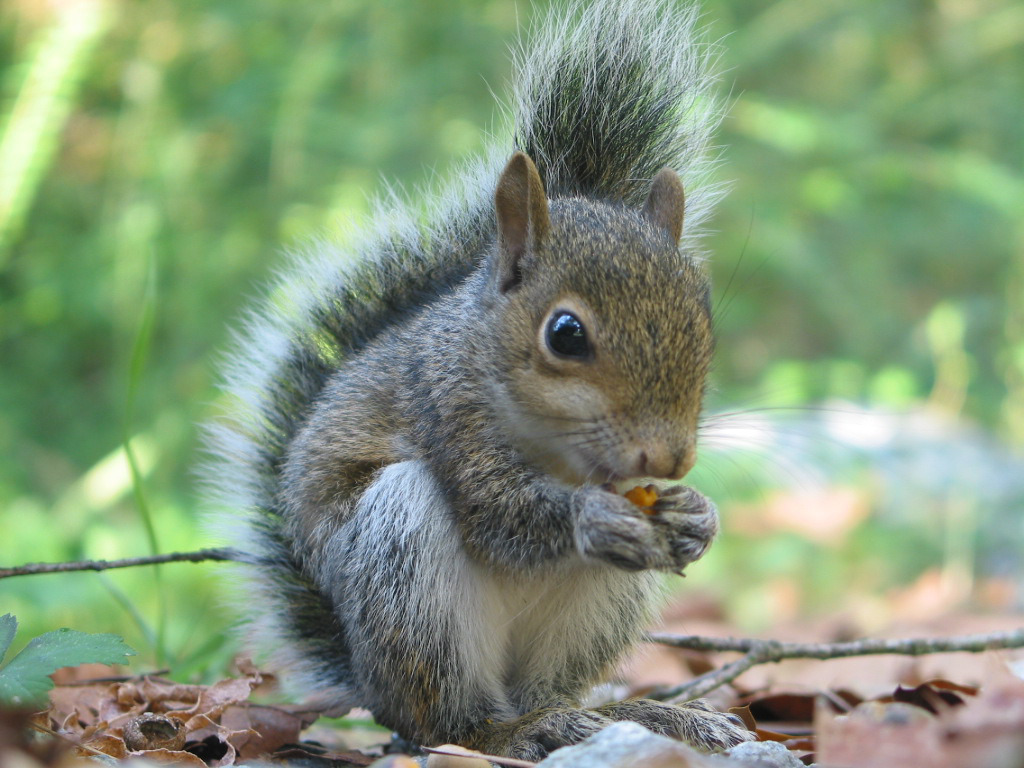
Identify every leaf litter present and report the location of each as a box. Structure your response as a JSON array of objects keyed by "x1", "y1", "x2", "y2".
[
  {"x1": 36, "y1": 661, "x2": 371, "y2": 766},
  {"x1": 22, "y1": 646, "x2": 1024, "y2": 766}
]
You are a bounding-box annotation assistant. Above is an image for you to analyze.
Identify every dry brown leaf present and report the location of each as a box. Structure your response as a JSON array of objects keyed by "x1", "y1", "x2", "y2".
[
  {"x1": 273, "y1": 744, "x2": 377, "y2": 765},
  {"x1": 3, "y1": 709, "x2": 77, "y2": 766},
  {"x1": 742, "y1": 691, "x2": 817, "y2": 724},
  {"x1": 78, "y1": 735, "x2": 126, "y2": 759},
  {"x1": 128, "y1": 747, "x2": 209, "y2": 766},
  {"x1": 950, "y1": 682, "x2": 1024, "y2": 731},
  {"x1": 727, "y1": 705, "x2": 756, "y2": 731},
  {"x1": 39, "y1": 668, "x2": 308, "y2": 765},
  {"x1": 888, "y1": 681, "x2": 971, "y2": 714},
  {"x1": 816, "y1": 682, "x2": 1024, "y2": 768},
  {"x1": 220, "y1": 702, "x2": 319, "y2": 759},
  {"x1": 816, "y1": 699, "x2": 940, "y2": 767}
]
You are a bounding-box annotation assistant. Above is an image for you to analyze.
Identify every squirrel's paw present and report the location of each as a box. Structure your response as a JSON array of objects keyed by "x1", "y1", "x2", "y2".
[
  {"x1": 648, "y1": 484, "x2": 720, "y2": 569},
  {"x1": 573, "y1": 485, "x2": 718, "y2": 572},
  {"x1": 594, "y1": 698, "x2": 755, "y2": 752},
  {"x1": 471, "y1": 706, "x2": 613, "y2": 762}
]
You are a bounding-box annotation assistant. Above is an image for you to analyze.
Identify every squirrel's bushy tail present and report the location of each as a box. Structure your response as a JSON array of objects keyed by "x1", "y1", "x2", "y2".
[
  {"x1": 512, "y1": 0, "x2": 721, "y2": 223},
  {"x1": 205, "y1": 0, "x2": 720, "y2": 706}
]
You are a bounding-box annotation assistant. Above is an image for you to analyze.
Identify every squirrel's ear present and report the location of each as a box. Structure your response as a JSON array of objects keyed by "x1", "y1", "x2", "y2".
[
  {"x1": 494, "y1": 151, "x2": 550, "y2": 293},
  {"x1": 642, "y1": 168, "x2": 685, "y2": 245}
]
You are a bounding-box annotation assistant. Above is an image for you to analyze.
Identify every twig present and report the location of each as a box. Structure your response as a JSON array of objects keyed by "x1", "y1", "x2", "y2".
[
  {"x1": 423, "y1": 744, "x2": 537, "y2": 768},
  {"x1": 30, "y1": 720, "x2": 110, "y2": 758},
  {"x1": 648, "y1": 628, "x2": 1024, "y2": 701},
  {"x1": 0, "y1": 548, "x2": 247, "y2": 579},
  {"x1": 63, "y1": 669, "x2": 171, "y2": 685}
]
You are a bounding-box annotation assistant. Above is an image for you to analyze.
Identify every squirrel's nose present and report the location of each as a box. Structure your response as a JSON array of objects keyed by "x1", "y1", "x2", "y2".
[{"x1": 638, "y1": 445, "x2": 694, "y2": 479}]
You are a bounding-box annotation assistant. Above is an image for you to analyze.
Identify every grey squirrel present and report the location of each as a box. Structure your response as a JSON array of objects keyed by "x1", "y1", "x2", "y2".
[{"x1": 205, "y1": 0, "x2": 754, "y2": 759}]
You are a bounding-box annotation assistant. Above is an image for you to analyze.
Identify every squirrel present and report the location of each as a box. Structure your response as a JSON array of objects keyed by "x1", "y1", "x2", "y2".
[{"x1": 204, "y1": 0, "x2": 754, "y2": 760}]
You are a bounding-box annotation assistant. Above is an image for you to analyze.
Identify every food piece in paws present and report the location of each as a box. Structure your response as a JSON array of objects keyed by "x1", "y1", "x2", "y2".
[{"x1": 623, "y1": 484, "x2": 659, "y2": 514}]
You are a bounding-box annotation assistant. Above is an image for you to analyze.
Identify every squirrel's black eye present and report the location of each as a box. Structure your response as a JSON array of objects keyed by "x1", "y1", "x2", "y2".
[{"x1": 546, "y1": 311, "x2": 590, "y2": 359}]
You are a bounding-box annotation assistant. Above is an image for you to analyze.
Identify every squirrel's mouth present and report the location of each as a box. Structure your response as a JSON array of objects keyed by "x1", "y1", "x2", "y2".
[
  {"x1": 581, "y1": 457, "x2": 638, "y2": 488},
  {"x1": 580, "y1": 453, "x2": 669, "y2": 491},
  {"x1": 592, "y1": 463, "x2": 626, "y2": 485}
]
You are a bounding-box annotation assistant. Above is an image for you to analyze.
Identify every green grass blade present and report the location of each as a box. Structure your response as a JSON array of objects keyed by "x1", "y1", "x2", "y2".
[
  {"x1": 97, "y1": 574, "x2": 159, "y2": 658},
  {"x1": 0, "y1": 0, "x2": 112, "y2": 263},
  {"x1": 120, "y1": 254, "x2": 167, "y2": 665}
]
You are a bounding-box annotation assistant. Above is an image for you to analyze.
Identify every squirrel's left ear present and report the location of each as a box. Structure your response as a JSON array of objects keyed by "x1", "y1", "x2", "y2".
[
  {"x1": 494, "y1": 151, "x2": 550, "y2": 293},
  {"x1": 642, "y1": 168, "x2": 685, "y2": 245}
]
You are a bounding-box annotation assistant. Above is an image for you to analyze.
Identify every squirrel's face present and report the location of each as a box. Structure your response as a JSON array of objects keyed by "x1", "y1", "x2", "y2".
[
  {"x1": 486, "y1": 153, "x2": 713, "y2": 487},
  {"x1": 495, "y1": 249, "x2": 713, "y2": 487}
]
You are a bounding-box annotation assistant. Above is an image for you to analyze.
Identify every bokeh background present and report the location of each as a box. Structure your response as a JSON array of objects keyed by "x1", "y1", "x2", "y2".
[{"x1": 1, "y1": 0, "x2": 1022, "y2": 681}]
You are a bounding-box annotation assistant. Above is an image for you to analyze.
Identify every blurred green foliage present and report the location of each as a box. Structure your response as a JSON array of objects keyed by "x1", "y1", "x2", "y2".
[{"x1": 0, "y1": 0, "x2": 1021, "y2": 674}]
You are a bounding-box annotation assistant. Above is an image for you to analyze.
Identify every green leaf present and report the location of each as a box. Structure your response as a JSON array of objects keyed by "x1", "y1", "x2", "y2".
[
  {"x1": 0, "y1": 628, "x2": 135, "y2": 707},
  {"x1": 0, "y1": 614, "x2": 17, "y2": 665}
]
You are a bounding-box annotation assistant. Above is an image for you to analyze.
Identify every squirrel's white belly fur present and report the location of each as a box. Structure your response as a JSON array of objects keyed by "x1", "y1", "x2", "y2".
[{"x1": 324, "y1": 461, "x2": 658, "y2": 719}]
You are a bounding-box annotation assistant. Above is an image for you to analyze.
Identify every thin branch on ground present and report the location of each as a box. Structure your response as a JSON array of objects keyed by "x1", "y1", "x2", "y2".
[
  {"x1": 30, "y1": 721, "x2": 109, "y2": 758},
  {"x1": 648, "y1": 628, "x2": 1024, "y2": 702},
  {"x1": 0, "y1": 548, "x2": 247, "y2": 579},
  {"x1": 424, "y1": 745, "x2": 537, "y2": 768},
  {"x1": 9, "y1": 548, "x2": 1023, "y2": 707}
]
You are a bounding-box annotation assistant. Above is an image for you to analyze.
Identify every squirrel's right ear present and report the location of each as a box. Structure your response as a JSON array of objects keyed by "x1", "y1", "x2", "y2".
[
  {"x1": 642, "y1": 167, "x2": 686, "y2": 246},
  {"x1": 493, "y1": 151, "x2": 550, "y2": 293}
]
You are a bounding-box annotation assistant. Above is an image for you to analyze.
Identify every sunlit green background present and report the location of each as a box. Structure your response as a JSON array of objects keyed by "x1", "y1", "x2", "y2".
[{"x1": 1, "y1": 0, "x2": 1022, "y2": 678}]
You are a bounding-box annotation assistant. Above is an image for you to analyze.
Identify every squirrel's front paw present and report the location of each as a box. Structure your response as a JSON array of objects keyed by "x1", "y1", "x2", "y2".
[
  {"x1": 573, "y1": 485, "x2": 718, "y2": 572},
  {"x1": 649, "y1": 485, "x2": 720, "y2": 569}
]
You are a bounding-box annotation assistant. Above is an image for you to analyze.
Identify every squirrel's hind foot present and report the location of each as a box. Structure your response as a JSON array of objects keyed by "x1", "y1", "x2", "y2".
[
  {"x1": 467, "y1": 707, "x2": 614, "y2": 762},
  {"x1": 466, "y1": 698, "x2": 753, "y2": 760},
  {"x1": 595, "y1": 697, "x2": 755, "y2": 752}
]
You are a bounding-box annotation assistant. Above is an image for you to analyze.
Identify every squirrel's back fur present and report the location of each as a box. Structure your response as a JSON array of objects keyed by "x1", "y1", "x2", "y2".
[{"x1": 205, "y1": 0, "x2": 721, "y2": 716}]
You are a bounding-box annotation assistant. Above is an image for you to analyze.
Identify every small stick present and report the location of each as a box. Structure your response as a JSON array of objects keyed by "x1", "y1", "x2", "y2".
[
  {"x1": 30, "y1": 721, "x2": 109, "y2": 758},
  {"x1": 0, "y1": 548, "x2": 247, "y2": 579},
  {"x1": 423, "y1": 745, "x2": 538, "y2": 768},
  {"x1": 648, "y1": 628, "x2": 1024, "y2": 701}
]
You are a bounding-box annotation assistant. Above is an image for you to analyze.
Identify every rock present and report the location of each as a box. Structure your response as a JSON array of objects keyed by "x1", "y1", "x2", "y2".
[
  {"x1": 714, "y1": 740, "x2": 805, "y2": 768},
  {"x1": 536, "y1": 721, "x2": 718, "y2": 768},
  {"x1": 369, "y1": 755, "x2": 423, "y2": 768}
]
